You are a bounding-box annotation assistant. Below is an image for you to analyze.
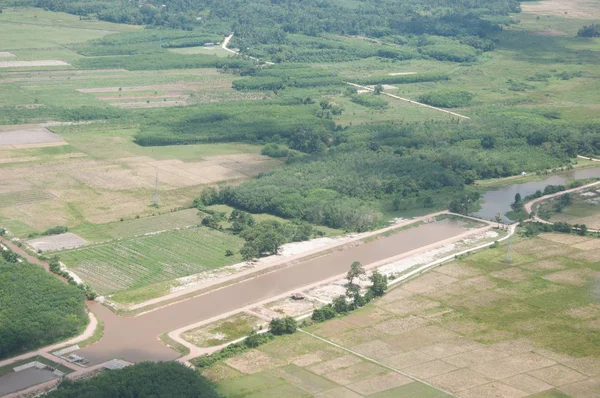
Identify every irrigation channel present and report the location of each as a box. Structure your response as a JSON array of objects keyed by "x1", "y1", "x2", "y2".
[
  {"x1": 73, "y1": 218, "x2": 470, "y2": 365},
  {"x1": 475, "y1": 166, "x2": 600, "y2": 223}
]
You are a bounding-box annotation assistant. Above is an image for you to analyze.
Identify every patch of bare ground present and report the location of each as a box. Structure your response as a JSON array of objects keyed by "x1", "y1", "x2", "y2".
[
  {"x1": 224, "y1": 349, "x2": 283, "y2": 374},
  {"x1": 27, "y1": 232, "x2": 87, "y2": 252},
  {"x1": 442, "y1": 348, "x2": 509, "y2": 368},
  {"x1": 343, "y1": 307, "x2": 395, "y2": 327},
  {"x1": 403, "y1": 360, "x2": 458, "y2": 379},
  {"x1": 502, "y1": 374, "x2": 553, "y2": 394},
  {"x1": 350, "y1": 340, "x2": 402, "y2": 361},
  {"x1": 346, "y1": 372, "x2": 412, "y2": 395},
  {"x1": 521, "y1": 259, "x2": 565, "y2": 271},
  {"x1": 533, "y1": 245, "x2": 576, "y2": 259},
  {"x1": 110, "y1": 100, "x2": 188, "y2": 108},
  {"x1": 329, "y1": 327, "x2": 383, "y2": 347},
  {"x1": 459, "y1": 382, "x2": 528, "y2": 398},
  {"x1": 263, "y1": 297, "x2": 319, "y2": 318},
  {"x1": 490, "y1": 268, "x2": 529, "y2": 283},
  {"x1": 380, "y1": 296, "x2": 440, "y2": 316},
  {"x1": 0, "y1": 52, "x2": 15, "y2": 57},
  {"x1": 401, "y1": 272, "x2": 458, "y2": 294},
  {"x1": 521, "y1": 0, "x2": 600, "y2": 19},
  {"x1": 528, "y1": 364, "x2": 588, "y2": 387},
  {"x1": 435, "y1": 263, "x2": 482, "y2": 279},
  {"x1": 538, "y1": 233, "x2": 590, "y2": 245},
  {"x1": 541, "y1": 269, "x2": 596, "y2": 286},
  {"x1": 0, "y1": 127, "x2": 63, "y2": 147},
  {"x1": 559, "y1": 377, "x2": 600, "y2": 397},
  {"x1": 573, "y1": 239, "x2": 600, "y2": 251},
  {"x1": 373, "y1": 315, "x2": 429, "y2": 335},
  {"x1": 308, "y1": 355, "x2": 363, "y2": 375},
  {"x1": 418, "y1": 341, "x2": 482, "y2": 360},
  {"x1": 428, "y1": 368, "x2": 492, "y2": 392},
  {"x1": 472, "y1": 352, "x2": 556, "y2": 380},
  {"x1": 382, "y1": 350, "x2": 436, "y2": 369},
  {"x1": 0, "y1": 60, "x2": 70, "y2": 68},
  {"x1": 324, "y1": 362, "x2": 384, "y2": 385},
  {"x1": 565, "y1": 304, "x2": 600, "y2": 319},
  {"x1": 291, "y1": 352, "x2": 325, "y2": 367},
  {"x1": 572, "y1": 249, "x2": 600, "y2": 262},
  {"x1": 99, "y1": 94, "x2": 182, "y2": 101}
]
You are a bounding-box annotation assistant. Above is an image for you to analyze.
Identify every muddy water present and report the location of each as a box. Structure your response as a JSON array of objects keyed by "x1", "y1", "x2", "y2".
[
  {"x1": 475, "y1": 167, "x2": 600, "y2": 223},
  {"x1": 78, "y1": 219, "x2": 467, "y2": 365}
]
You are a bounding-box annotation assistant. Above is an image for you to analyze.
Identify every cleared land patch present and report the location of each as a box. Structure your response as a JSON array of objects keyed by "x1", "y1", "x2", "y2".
[
  {"x1": 58, "y1": 226, "x2": 245, "y2": 298},
  {"x1": 27, "y1": 232, "x2": 87, "y2": 252},
  {"x1": 182, "y1": 313, "x2": 265, "y2": 348},
  {"x1": 0, "y1": 60, "x2": 70, "y2": 68},
  {"x1": 0, "y1": 126, "x2": 63, "y2": 147},
  {"x1": 0, "y1": 52, "x2": 15, "y2": 57}
]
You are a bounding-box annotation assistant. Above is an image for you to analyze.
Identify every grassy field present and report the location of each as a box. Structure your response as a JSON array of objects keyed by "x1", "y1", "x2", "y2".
[
  {"x1": 58, "y1": 226, "x2": 245, "y2": 302},
  {"x1": 183, "y1": 313, "x2": 266, "y2": 348},
  {"x1": 199, "y1": 230, "x2": 600, "y2": 396}
]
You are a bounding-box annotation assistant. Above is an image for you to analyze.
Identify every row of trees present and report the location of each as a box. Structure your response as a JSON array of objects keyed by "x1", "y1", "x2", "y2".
[{"x1": 313, "y1": 261, "x2": 388, "y2": 321}]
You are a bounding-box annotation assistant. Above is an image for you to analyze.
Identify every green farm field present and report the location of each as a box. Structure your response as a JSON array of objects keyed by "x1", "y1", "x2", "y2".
[
  {"x1": 71, "y1": 208, "x2": 201, "y2": 242},
  {"x1": 58, "y1": 225, "x2": 245, "y2": 302}
]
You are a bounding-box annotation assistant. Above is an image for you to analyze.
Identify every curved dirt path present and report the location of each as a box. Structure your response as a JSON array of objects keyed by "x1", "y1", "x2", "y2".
[{"x1": 524, "y1": 180, "x2": 600, "y2": 231}]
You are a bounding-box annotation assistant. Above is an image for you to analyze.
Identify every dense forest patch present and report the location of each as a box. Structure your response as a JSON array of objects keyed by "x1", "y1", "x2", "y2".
[
  {"x1": 44, "y1": 362, "x2": 219, "y2": 398},
  {"x1": 0, "y1": 259, "x2": 87, "y2": 359}
]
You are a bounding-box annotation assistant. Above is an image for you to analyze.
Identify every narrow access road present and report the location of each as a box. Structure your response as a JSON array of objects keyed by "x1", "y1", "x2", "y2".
[
  {"x1": 221, "y1": 33, "x2": 237, "y2": 54},
  {"x1": 524, "y1": 180, "x2": 600, "y2": 231},
  {"x1": 346, "y1": 82, "x2": 470, "y2": 119}
]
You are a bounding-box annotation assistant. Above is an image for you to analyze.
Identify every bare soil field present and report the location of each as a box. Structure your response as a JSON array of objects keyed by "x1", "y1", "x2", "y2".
[
  {"x1": 521, "y1": 0, "x2": 600, "y2": 19},
  {"x1": 27, "y1": 232, "x2": 88, "y2": 252},
  {"x1": 0, "y1": 60, "x2": 70, "y2": 68},
  {"x1": 0, "y1": 124, "x2": 276, "y2": 233},
  {"x1": 77, "y1": 79, "x2": 265, "y2": 108},
  {"x1": 110, "y1": 100, "x2": 188, "y2": 108},
  {"x1": 0, "y1": 127, "x2": 63, "y2": 147}
]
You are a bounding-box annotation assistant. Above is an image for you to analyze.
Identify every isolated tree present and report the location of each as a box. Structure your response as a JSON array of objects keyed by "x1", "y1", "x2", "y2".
[
  {"x1": 346, "y1": 261, "x2": 365, "y2": 285},
  {"x1": 374, "y1": 84, "x2": 383, "y2": 95},
  {"x1": 368, "y1": 271, "x2": 388, "y2": 297},
  {"x1": 514, "y1": 193, "x2": 522, "y2": 204},
  {"x1": 345, "y1": 261, "x2": 365, "y2": 297}
]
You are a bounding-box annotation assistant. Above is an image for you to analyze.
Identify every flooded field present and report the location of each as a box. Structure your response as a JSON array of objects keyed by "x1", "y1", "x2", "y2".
[
  {"x1": 475, "y1": 167, "x2": 600, "y2": 222},
  {"x1": 77, "y1": 218, "x2": 470, "y2": 365}
]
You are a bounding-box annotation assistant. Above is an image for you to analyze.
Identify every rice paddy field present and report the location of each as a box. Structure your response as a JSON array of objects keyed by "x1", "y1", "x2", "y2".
[
  {"x1": 58, "y1": 226, "x2": 244, "y2": 300},
  {"x1": 200, "y1": 231, "x2": 600, "y2": 397}
]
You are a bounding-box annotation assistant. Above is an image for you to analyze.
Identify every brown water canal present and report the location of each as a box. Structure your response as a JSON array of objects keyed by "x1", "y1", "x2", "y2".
[{"x1": 77, "y1": 218, "x2": 468, "y2": 365}]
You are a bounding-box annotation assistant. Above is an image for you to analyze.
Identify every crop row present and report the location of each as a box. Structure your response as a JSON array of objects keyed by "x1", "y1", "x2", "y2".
[{"x1": 60, "y1": 227, "x2": 243, "y2": 294}]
